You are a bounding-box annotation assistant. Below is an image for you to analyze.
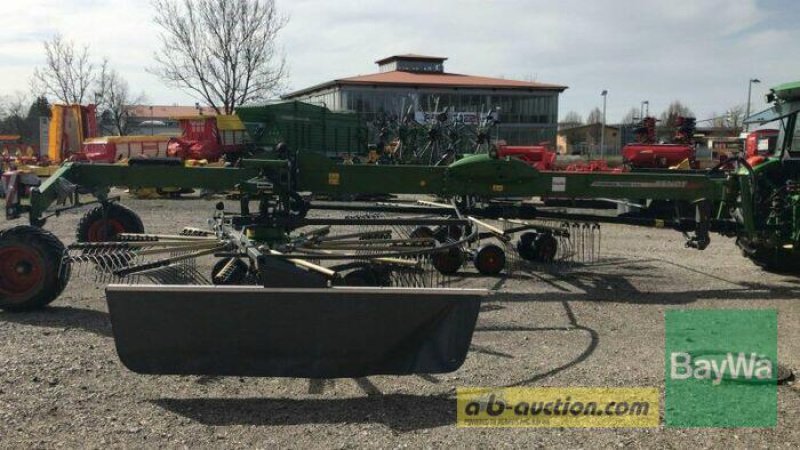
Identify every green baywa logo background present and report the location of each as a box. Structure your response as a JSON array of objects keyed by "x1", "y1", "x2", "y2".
[{"x1": 665, "y1": 309, "x2": 777, "y2": 428}]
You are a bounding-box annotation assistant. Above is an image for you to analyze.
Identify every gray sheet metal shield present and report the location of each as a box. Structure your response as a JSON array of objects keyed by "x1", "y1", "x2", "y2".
[{"x1": 106, "y1": 285, "x2": 485, "y2": 378}]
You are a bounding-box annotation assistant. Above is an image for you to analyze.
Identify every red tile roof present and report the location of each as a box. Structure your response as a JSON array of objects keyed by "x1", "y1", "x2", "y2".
[
  {"x1": 344, "y1": 71, "x2": 565, "y2": 89},
  {"x1": 285, "y1": 71, "x2": 567, "y2": 98}
]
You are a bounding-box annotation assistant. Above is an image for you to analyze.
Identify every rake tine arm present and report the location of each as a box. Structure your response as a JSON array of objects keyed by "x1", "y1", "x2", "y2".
[
  {"x1": 117, "y1": 233, "x2": 219, "y2": 242},
  {"x1": 131, "y1": 241, "x2": 222, "y2": 257},
  {"x1": 114, "y1": 246, "x2": 225, "y2": 277},
  {"x1": 266, "y1": 249, "x2": 337, "y2": 278},
  {"x1": 468, "y1": 216, "x2": 510, "y2": 242}
]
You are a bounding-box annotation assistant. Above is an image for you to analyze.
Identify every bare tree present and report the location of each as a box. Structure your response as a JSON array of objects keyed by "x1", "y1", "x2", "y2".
[
  {"x1": 621, "y1": 107, "x2": 641, "y2": 124},
  {"x1": 96, "y1": 59, "x2": 145, "y2": 136},
  {"x1": 709, "y1": 111, "x2": 726, "y2": 128},
  {"x1": 586, "y1": 107, "x2": 603, "y2": 124},
  {"x1": 659, "y1": 100, "x2": 694, "y2": 128},
  {"x1": 725, "y1": 104, "x2": 746, "y2": 132},
  {"x1": 31, "y1": 35, "x2": 94, "y2": 104},
  {"x1": 0, "y1": 92, "x2": 29, "y2": 119},
  {"x1": 150, "y1": 0, "x2": 288, "y2": 114},
  {"x1": 0, "y1": 92, "x2": 43, "y2": 142},
  {"x1": 561, "y1": 111, "x2": 583, "y2": 126}
]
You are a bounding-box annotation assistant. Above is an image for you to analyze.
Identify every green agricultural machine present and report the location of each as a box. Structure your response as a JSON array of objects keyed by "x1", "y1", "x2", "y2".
[
  {"x1": 1, "y1": 81, "x2": 800, "y2": 379},
  {"x1": 238, "y1": 101, "x2": 368, "y2": 159}
]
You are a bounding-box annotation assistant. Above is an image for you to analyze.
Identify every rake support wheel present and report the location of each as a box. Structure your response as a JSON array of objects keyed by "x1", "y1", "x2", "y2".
[
  {"x1": 432, "y1": 247, "x2": 465, "y2": 275},
  {"x1": 0, "y1": 226, "x2": 70, "y2": 311},
  {"x1": 533, "y1": 232, "x2": 558, "y2": 262},
  {"x1": 474, "y1": 244, "x2": 506, "y2": 276},
  {"x1": 517, "y1": 232, "x2": 538, "y2": 261},
  {"x1": 76, "y1": 203, "x2": 145, "y2": 242},
  {"x1": 342, "y1": 267, "x2": 392, "y2": 287}
]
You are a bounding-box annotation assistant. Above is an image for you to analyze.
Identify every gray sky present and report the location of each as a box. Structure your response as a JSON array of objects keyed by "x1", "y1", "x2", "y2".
[{"x1": 1, "y1": 0, "x2": 798, "y2": 123}]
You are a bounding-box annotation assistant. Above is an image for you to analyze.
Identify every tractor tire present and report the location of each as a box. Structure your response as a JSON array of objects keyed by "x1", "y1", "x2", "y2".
[
  {"x1": 76, "y1": 203, "x2": 145, "y2": 243},
  {"x1": 739, "y1": 240, "x2": 800, "y2": 274},
  {"x1": 0, "y1": 225, "x2": 70, "y2": 312},
  {"x1": 474, "y1": 244, "x2": 506, "y2": 276},
  {"x1": 432, "y1": 247, "x2": 465, "y2": 275},
  {"x1": 212, "y1": 258, "x2": 249, "y2": 285}
]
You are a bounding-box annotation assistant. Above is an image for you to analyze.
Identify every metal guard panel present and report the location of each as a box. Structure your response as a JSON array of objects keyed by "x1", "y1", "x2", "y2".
[{"x1": 106, "y1": 285, "x2": 485, "y2": 378}]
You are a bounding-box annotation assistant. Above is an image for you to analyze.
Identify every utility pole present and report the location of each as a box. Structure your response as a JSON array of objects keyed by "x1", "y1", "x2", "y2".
[
  {"x1": 601, "y1": 90, "x2": 608, "y2": 159},
  {"x1": 745, "y1": 78, "x2": 760, "y2": 132}
]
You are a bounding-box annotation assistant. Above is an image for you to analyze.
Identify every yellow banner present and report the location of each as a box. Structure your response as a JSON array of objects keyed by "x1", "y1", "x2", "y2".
[{"x1": 457, "y1": 387, "x2": 659, "y2": 428}]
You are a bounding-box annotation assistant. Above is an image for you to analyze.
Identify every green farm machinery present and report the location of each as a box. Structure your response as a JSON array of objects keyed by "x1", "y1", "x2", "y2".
[{"x1": 2, "y1": 81, "x2": 800, "y2": 379}]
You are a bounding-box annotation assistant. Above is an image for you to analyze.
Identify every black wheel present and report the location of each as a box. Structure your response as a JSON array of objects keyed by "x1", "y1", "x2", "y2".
[
  {"x1": 212, "y1": 258, "x2": 249, "y2": 285},
  {"x1": 0, "y1": 226, "x2": 70, "y2": 312},
  {"x1": 474, "y1": 244, "x2": 506, "y2": 276},
  {"x1": 738, "y1": 238, "x2": 800, "y2": 273},
  {"x1": 342, "y1": 268, "x2": 379, "y2": 286},
  {"x1": 432, "y1": 247, "x2": 465, "y2": 275},
  {"x1": 371, "y1": 266, "x2": 393, "y2": 286},
  {"x1": 516, "y1": 232, "x2": 538, "y2": 261},
  {"x1": 533, "y1": 233, "x2": 558, "y2": 262},
  {"x1": 433, "y1": 225, "x2": 465, "y2": 243},
  {"x1": 76, "y1": 203, "x2": 145, "y2": 242}
]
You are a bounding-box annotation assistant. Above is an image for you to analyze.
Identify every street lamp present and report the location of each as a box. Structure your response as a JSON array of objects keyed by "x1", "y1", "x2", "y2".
[
  {"x1": 600, "y1": 90, "x2": 608, "y2": 159},
  {"x1": 640, "y1": 100, "x2": 649, "y2": 119},
  {"x1": 745, "y1": 78, "x2": 761, "y2": 132},
  {"x1": 149, "y1": 106, "x2": 154, "y2": 136}
]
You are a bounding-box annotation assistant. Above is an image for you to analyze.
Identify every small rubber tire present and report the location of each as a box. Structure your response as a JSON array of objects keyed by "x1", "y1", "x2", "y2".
[
  {"x1": 433, "y1": 225, "x2": 464, "y2": 243},
  {"x1": 342, "y1": 268, "x2": 379, "y2": 287},
  {"x1": 432, "y1": 247, "x2": 465, "y2": 275},
  {"x1": 533, "y1": 233, "x2": 558, "y2": 262},
  {"x1": 76, "y1": 203, "x2": 145, "y2": 243},
  {"x1": 0, "y1": 225, "x2": 70, "y2": 312},
  {"x1": 474, "y1": 244, "x2": 506, "y2": 276},
  {"x1": 516, "y1": 232, "x2": 538, "y2": 261}
]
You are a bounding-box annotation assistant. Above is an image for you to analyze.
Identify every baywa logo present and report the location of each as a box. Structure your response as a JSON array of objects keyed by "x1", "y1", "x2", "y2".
[
  {"x1": 670, "y1": 351, "x2": 773, "y2": 385},
  {"x1": 665, "y1": 309, "x2": 777, "y2": 428}
]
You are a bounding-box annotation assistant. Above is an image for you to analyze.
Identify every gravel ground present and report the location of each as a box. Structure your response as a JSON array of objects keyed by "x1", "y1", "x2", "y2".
[{"x1": 1, "y1": 193, "x2": 799, "y2": 448}]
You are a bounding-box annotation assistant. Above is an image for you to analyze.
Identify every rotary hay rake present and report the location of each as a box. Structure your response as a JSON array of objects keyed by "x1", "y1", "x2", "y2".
[
  {"x1": 59, "y1": 199, "x2": 598, "y2": 378},
  {"x1": 5, "y1": 79, "x2": 800, "y2": 380}
]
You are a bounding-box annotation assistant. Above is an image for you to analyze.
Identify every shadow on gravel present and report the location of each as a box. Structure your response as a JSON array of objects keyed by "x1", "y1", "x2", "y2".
[
  {"x1": 494, "y1": 268, "x2": 800, "y2": 305},
  {"x1": 496, "y1": 282, "x2": 800, "y2": 305},
  {"x1": 153, "y1": 394, "x2": 454, "y2": 432},
  {"x1": 0, "y1": 306, "x2": 111, "y2": 337}
]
